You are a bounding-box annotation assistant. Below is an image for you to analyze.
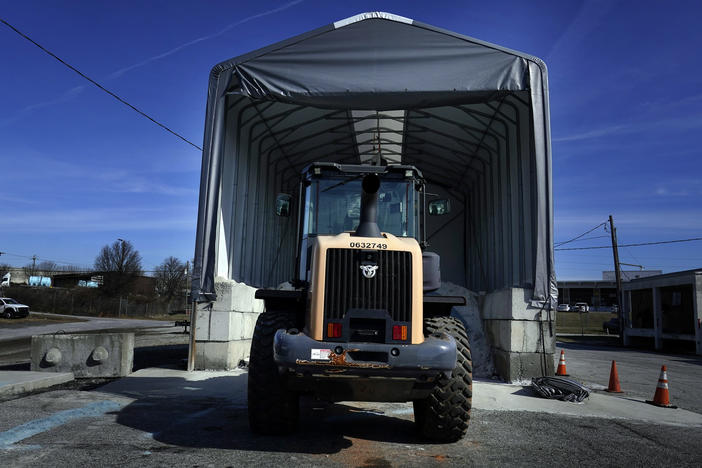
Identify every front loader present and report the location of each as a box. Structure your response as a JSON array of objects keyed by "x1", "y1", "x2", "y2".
[{"x1": 249, "y1": 162, "x2": 472, "y2": 442}]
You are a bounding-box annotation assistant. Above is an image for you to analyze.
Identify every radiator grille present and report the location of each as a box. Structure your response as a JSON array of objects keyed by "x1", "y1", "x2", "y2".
[{"x1": 323, "y1": 248, "x2": 412, "y2": 323}]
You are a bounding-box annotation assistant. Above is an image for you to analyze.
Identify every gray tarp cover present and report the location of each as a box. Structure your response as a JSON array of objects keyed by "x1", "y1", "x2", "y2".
[{"x1": 193, "y1": 12, "x2": 556, "y2": 306}]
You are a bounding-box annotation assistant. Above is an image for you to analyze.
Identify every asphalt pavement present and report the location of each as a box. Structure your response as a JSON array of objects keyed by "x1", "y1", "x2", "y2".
[
  {"x1": 1, "y1": 368, "x2": 700, "y2": 467},
  {"x1": 556, "y1": 339, "x2": 702, "y2": 414},
  {"x1": 1, "y1": 323, "x2": 701, "y2": 466},
  {"x1": 0, "y1": 312, "x2": 174, "y2": 341}
]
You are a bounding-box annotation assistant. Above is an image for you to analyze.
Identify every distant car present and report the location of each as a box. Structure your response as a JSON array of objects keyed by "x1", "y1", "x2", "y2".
[
  {"x1": 0, "y1": 297, "x2": 30, "y2": 319},
  {"x1": 573, "y1": 302, "x2": 590, "y2": 313},
  {"x1": 556, "y1": 304, "x2": 570, "y2": 312},
  {"x1": 603, "y1": 317, "x2": 620, "y2": 334}
]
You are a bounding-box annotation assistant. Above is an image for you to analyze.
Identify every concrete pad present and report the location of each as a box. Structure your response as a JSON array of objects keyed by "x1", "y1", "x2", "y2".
[
  {"x1": 0, "y1": 371, "x2": 74, "y2": 396},
  {"x1": 100, "y1": 368, "x2": 702, "y2": 429},
  {"x1": 472, "y1": 380, "x2": 702, "y2": 428},
  {"x1": 98, "y1": 367, "x2": 246, "y2": 400}
]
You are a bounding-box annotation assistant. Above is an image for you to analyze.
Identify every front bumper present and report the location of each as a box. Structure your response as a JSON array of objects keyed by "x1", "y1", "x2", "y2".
[
  {"x1": 273, "y1": 329, "x2": 457, "y2": 379},
  {"x1": 7, "y1": 307, "x2": 29, "y2": 318}
]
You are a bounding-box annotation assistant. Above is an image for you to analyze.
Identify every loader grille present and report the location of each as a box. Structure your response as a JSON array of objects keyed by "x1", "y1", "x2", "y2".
[{"x1": 323, "y1": 248, "x2": 412, "y2": 323}]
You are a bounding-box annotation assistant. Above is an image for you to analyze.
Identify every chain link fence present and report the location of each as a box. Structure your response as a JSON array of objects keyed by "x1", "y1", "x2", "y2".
[{"x1": 0, "y1": 285, "x2": 189, "y2": 318}]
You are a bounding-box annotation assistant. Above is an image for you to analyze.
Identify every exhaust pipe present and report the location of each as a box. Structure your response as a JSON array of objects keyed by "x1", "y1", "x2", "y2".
[{"x1": 354, "y1": 174, "x2": 382, "y2": 238}]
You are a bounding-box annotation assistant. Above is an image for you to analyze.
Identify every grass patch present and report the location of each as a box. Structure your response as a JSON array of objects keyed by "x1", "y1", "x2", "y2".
[{"x1": 556, "y1": 311, "x2": 616, "y2": 335}]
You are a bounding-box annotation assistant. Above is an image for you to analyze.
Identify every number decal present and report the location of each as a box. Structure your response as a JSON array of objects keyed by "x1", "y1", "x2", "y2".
[{"x1": 349, "y1": 242, "x2": 388, "y2": 249}]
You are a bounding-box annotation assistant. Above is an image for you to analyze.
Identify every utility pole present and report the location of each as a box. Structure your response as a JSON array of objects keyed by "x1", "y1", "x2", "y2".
[
  {"x1": 609, "y1": 215, "x2": 624, "y2": 343},
  {"x1": 31, "y1": 255, "x2": 37, "y2": 277}
]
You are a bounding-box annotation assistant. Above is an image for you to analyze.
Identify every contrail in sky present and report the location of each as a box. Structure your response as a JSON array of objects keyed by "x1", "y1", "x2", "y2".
[
  {"x1": 3, "y1": 1, "x2": 305, "y2": 126},
  {"x1": 0, "y1": 85, "x2": 84, "y2": 127},
  {"x1": 108, "y1": 0, "x2": 305, "y2": 79}
]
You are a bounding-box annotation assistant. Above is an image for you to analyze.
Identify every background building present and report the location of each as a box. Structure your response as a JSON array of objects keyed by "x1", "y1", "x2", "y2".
[
  {"x1": 622, "y1": 268, "x2": 701, "y2": 355},
  {"x1": 558, "y1": 270, "x2": 663, "y2": 310}
]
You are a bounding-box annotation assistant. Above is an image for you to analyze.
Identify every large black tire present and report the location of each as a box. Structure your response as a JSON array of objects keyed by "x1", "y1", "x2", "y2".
[
  {"x1": 413, "y1": 315, "x2": 473, "y2": 442},
  {"x1": 2, "y1": 309, "x2": 12, "y2": 319},
  {"x1": 247, "y1": 310, "x2": 299, "y2": 434}
]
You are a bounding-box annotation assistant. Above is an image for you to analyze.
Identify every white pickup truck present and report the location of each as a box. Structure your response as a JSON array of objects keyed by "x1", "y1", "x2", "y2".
[{"x1": 1, "y1": 297, "x2": 30, "y2": 319}]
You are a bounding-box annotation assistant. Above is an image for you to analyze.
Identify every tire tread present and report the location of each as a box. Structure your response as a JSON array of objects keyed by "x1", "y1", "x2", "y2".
[
  {"x1": 414, "y1": 315, "x2": 473, "y2": 442},
  {"x1": 248, "y1": 311, "x2": 299, "y2": 434}
]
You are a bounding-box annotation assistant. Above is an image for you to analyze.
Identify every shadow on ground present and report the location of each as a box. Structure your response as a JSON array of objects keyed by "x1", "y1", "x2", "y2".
[
  {"x1": 132, "y1": 344, "x2": 188, "y2": 371},
  {"x1": 102, "y1": 373, "x2": 427, "y2": 455}
]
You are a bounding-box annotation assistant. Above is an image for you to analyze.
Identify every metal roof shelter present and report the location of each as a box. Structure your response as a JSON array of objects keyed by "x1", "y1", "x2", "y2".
[{"x1": 192, "y1": 12, "x2": 556, "y2": 306}]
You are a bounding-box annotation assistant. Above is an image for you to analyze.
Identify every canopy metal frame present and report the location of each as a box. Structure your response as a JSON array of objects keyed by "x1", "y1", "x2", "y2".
[{"x1": 192, "y1": 13, "x2": 556, "y2": 308}]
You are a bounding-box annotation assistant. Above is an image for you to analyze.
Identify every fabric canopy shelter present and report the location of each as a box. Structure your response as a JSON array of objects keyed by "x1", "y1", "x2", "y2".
[{"x1": 192, "y1": 12, "x2": 557, "y2": 307}]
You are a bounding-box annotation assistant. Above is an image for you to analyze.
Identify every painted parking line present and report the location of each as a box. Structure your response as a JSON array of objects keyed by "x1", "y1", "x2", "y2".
[{"x1": 0, "y1": 400, "x2": 123, "y2": 450}]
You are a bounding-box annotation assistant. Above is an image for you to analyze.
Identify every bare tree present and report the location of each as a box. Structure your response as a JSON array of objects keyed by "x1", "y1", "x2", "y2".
[
  {"x1": 36, "y1": 260, "x2": 58, "y2": 275},
  {"x1": 95, "y1": 240, "x2": 143, "y2": 295},
  {"x1": 155, "y1": 257, "x2": 187, "y2": 302}
]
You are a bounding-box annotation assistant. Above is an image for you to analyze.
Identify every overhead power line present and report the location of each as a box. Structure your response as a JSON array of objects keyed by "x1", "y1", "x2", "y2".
[
  {"x1": 0, "y1": 17, "x2": 202, "y2": 151},
  {"x1": 555, "y1": 237, "x2": 702, "y2": 251},
  {"x1": 0, "y1": 251, "x2": 83, "y2": 266},
  {"x1": 555, "y1": 234, "x2": 609, "y2": 245},
  {"x1": 554, "y1": 221, "x2": 608, "y2": 248}
]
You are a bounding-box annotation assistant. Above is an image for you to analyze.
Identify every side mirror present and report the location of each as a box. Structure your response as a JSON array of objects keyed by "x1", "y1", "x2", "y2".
[
  {"x1": 275, "y1": 194, "x2": 292, "y2": 217},
  {"x1": 428, "y1": 199, "x2": 451, "y2": 216}
]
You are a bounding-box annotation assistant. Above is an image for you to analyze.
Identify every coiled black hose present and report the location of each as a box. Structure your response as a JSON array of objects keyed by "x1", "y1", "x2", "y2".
[{"x1": 531, "y1": 376, "x2": 590, "y2": 402}]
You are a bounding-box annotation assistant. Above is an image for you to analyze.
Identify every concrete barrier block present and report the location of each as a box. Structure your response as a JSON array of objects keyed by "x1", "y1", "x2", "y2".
[
  {"x1": 483, "y1": 319, "x2": 508, "y2": 352},
  {"x1": 30, "y1": 333, "x2": 134, "y2": 377},
  {"x1": 209, "y1": 311, "x2": 234, "y2": 341},
  {"x1": 484, "y1": 319, "x2": 555, "y2": 354},
  {"x1": 251, "y1": 297, "x2": 265, "y2": 313},
  {"x1": 194, "y1": 306, "x2": 211, "y2": 341},
  {"x1": 212, "y1": 277, "x2": 263, "y2": 313},
  {"x1": 232, "y1": 281, "x2": 259, "y2": 312},
  {"x1": 509, "y1": 321, "x2": 556, "y2": 353},
  {"x1": 212, "y1": 277, "x2": 234, "y2": 312},
  {"x1": 482, "y1": 288, "x2": 547, "y2": 321},
  {"x1": 492, "y1": 348, "x2": 555, "y2": 382},
  {"x1": 228, "y1": 312, "x2": 242, "y2": 340},
  {"x1": 194, "y1": 340, "x2": 251, "y2": 370}
]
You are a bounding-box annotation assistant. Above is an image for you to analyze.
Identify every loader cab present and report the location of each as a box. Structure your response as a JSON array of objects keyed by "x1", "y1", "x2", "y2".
[{"x1": 294, "y1": 162, "x2": 424, "y2": 284}]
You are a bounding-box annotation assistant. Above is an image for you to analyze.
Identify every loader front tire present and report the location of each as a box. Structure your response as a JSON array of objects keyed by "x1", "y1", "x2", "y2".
[
  {"x1": 248, "y1": 310, "x2": 299, "y2": 434},
  {"x1": 413, "y1": 315, "x2": 473, "y2": 442}
]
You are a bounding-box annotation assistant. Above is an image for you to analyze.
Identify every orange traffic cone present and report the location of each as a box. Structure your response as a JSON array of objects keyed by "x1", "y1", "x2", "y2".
[
  {"x1": 556, "y1": 350, "x2": 568, "y2": 376},
  {"x1": 646, "y1": 365, "x2": 676, "y2": 408},
  {"x1": 606, "y1": 360, "x2": 623, "y2": 393}
]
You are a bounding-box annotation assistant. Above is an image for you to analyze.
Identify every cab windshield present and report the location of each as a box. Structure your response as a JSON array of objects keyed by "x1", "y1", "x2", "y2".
[{"x1": 304, "y1": 177, "x2": 417, "y2": 238}]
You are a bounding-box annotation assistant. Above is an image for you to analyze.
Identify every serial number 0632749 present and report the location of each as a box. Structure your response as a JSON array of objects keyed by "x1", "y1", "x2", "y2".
[{"x1": 349, "y1": 242, "x2": 388, "y2": 249}]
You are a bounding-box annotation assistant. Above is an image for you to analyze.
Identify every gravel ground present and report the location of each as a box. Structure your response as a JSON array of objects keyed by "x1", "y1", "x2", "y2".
[{"x1": 1, "y1": 390, "x2": 700, "y2": 467}]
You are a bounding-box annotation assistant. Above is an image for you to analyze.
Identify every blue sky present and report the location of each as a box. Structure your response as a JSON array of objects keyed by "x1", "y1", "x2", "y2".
[{"x1": 1, "y1": 0, "x2": 701, "y2": 278}]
